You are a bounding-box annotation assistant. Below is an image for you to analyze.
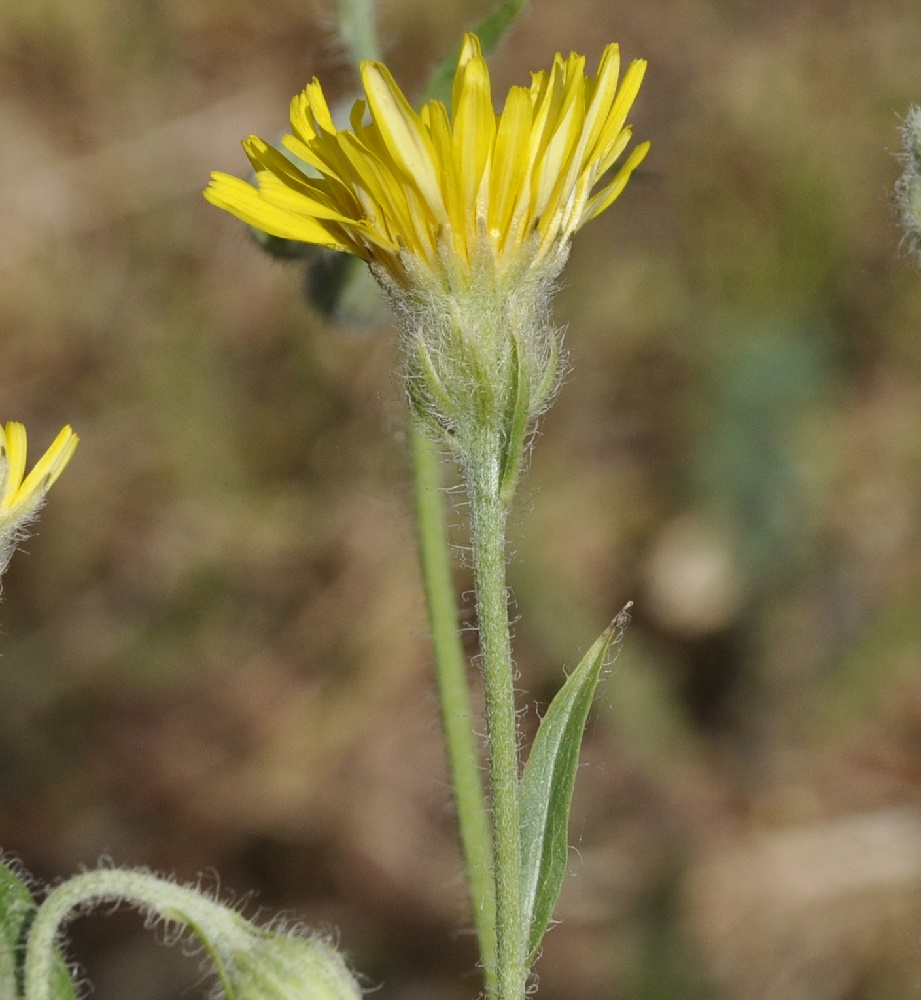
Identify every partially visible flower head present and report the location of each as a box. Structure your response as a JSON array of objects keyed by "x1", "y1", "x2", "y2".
[
  {"x1": 205, "y1": 34, "x2": 648, "y2": 291},
  {"x1": 211, "y1": 926, "x2": 363, "y2": 1000},
  {"x1": 0, "y1": 423, "x2": 78, "y2": 577},
  {"x1": 897, "y1": 105, "x2": 921, "y2": 268}
]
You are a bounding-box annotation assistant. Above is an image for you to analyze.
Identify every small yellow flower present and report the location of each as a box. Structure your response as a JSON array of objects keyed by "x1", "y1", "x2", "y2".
[
  {"x1": 0, "y1": 423, "x2": 79, "y2": 575},
  {"x1": 205, "y1": 34, "x2": 648, "y2": 289}
]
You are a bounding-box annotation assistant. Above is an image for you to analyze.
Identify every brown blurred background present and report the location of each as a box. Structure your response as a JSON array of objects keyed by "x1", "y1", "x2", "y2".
[{"x1": 3, "y1": 0, "x2": 921, "y2": 997}]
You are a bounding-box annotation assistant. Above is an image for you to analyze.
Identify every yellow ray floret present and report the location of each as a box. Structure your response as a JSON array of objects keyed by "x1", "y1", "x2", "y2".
[
  {"x1": 0, "y1": 423, "x2": 79, "y2": 538},
  {"x1": 205, "y1": 34, "x2": 648, "y2": 286}
]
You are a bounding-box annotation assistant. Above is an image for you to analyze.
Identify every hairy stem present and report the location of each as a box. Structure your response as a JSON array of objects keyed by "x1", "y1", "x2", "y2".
[
  {"x1": 23, "y1": 871, "x2": 245, "y2": 1000},
  {"x1": 467, "y1": 432, "x2": 526, "y2": 1000}
]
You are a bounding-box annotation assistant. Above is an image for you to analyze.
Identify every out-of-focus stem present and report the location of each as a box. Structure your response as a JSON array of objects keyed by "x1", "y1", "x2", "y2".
[
  {"x1": 333, "y1": 0, "x2": 382, "y2": 63},
  {"x1": 410, "y1": 421, "x2": 497, "y2": 997}
]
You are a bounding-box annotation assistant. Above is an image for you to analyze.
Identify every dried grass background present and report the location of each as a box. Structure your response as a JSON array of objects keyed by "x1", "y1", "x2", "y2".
[{"x1": 2, "y1": 0, "x2": 921, "y2": 997}]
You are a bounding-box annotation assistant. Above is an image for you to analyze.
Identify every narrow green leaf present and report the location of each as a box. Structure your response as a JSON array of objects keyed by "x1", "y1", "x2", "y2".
[
  {"x1": 498, "y1": 335, "x2": 530, "y2": 506},
  {"x1": 519, "y1": 609, "x2": 630, "y2": 963},
  {"x1": 423, "y1": 0, "x2": 531, "y2": 104}
]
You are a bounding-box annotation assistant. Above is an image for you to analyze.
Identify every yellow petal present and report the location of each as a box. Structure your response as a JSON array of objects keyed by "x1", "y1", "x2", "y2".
[
  {"x1": 204, "y1": 173, "x2": 355, "y2": 250},
  {"x1": 246, "y1": 137, "x2": 326, "y2": 194},
  {"x1": 526, "y1": 54, "x2": 568, "y2": 186},
  {"x1": 360, "y1": 61, "x2": 447, "y2": 222},
  {"x1": 1, "y1": 423, "x2": 27, "y2": 508},
  {"x1": 423, "y1": 100, "x2": 466, "y2": 259},
  {"x1": 279, "y1": 133, "x2": 333, "y2": 178},
  {"x1": 335, "y1": 132, "x2": 416, "y2": 250},
  {"x1": 289, "y1": 88, "x2": 319, "y2": 144},
  {"x1": 401, "y1": 183, "x2": 442, "y2": 266},
  {"x1": 303, "y1": 79, "x2": 337, "y2": 135},
  {"x1": 452, "y1": 33, "x2": 484, "y2": 115},
  {"x1": 349, "y1": 98, "x2": 368, "y2": 131},
  {"x1": 489, "y1": 86, "x2": 533, "y2": 248},
  {"x1": 576, "y1": 44, "x2": 621, "y2": 170},
  {"x1": 257, "y1": 171, "x2": 360, "y2": 226},
  {"x1": 582, "y1": 140, "x2": 649, "y2": 222},
  {"x1": 591, "y1": 59, "x2": 647, "y2": 173},
  {"x1": 451, "y1": 54, "x2": 496, "y2": 231},
  {"x1": 531, "y1": 73, "x2": 584, "y2": 223},
  {"x1": 14, "y1": 426, "x2": 79, "y2": 510},
  {"x1": 0, "y1": 426, "x2": 8, "y2": 502}
]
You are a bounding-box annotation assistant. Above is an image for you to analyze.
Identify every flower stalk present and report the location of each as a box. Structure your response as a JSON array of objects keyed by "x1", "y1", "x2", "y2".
[
  {"x1": 22, "y1": 869, "x2": 361, "y2": 1000},
  {"x1": 466, "y1": 429, "x2": 526, "y2": 1000}
]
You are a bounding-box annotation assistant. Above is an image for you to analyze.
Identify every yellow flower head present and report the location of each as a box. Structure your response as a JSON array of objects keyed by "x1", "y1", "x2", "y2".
[
  {"x1": 0, "y1": 423, "x2": 79, "y2": 576},
  {"x1": 205, "y1": 34, "x2": 648, "y2": 289}
]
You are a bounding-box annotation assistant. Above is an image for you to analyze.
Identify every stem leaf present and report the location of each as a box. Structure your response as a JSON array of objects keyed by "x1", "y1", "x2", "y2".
[
  {"x1": 424, "y1": 0, "x2": 531, "y2": 104},
  {"x1": 519, "y1": 612, "x2": 629, "y2": 963}
]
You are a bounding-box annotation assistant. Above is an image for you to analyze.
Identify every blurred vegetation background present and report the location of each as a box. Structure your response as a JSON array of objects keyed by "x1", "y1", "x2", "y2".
[{"x1": 2, "y1": 0, "x2": 921, "y2": 997}]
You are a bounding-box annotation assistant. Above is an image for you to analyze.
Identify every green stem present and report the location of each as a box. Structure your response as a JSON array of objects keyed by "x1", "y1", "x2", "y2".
[
  {"x1": 23, "y1": 871, "x2": 247, "y2": 1000},
  {"x1": 467, "y1": 433, "x2": 526, "y2": 1000},
  {"x1": 409, "y1": 421, "x2": 497, "y2": 997}
]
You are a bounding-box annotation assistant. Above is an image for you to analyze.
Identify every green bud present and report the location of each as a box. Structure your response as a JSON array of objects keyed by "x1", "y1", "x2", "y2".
[
  {"x1": 208, "y1": 925, "x2": 363, "y2": 1000},
  {"x1": 396, "y1": 239, "x2": 563, "y2": 504},
  {"x1": 304, "y1": 249, "x2": 390, "y2": 330}
]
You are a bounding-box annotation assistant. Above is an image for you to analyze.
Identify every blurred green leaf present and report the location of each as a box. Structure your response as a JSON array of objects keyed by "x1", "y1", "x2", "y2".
[
  {"x1": 519, "y1": 618, "x2": 623, "y2": 962},
  {"x1": 691, "y1": 322, "x2": 836, "y2": 588},
  {"x1": 0, "y1": 859, "x2": 77, "y2": 1000},
  {"x1": 424, "y1": 0, "x2": 530, "y2": 103},
  {"x1": 0, "y1": 859, "x2": 33, "y2": 998}
]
